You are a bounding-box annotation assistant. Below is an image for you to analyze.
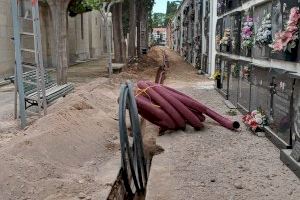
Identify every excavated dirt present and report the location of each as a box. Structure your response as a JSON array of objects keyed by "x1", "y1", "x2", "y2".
[{"x1": 0, "y1": 47, "x2": 164, "y2": 200}]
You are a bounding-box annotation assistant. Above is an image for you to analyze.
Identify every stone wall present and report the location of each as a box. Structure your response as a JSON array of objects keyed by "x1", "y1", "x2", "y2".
[
  {"x1": 0, "y1": 0, "x2": 14, "y2": 77},
  {"x1": 0, "y1": 1, "x2": 105, "y2": 77}
]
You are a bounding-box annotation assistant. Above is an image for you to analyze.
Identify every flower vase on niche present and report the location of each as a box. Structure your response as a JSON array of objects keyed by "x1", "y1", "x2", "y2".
[
  {"x1": 255, "y1": 11, "x2": 272, "y2": 59},
  {"x1": 241, "y1": 15, "x2": 254, "y2": 57},
  {"x1": 245, "y1": 47, "x2": 252, "y2": 57},
  {"x1": 270, "y1": 7, "x2": 300, "y2": 62},
  {"x1": 220, "y1": 29, "x2": 231, "y2": 53},
  {"x1": 284, "y1": 40, "x2": 298, "y2": 61}
]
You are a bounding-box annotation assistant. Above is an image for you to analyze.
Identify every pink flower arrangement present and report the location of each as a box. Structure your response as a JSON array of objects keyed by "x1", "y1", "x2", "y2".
[
  {"x1": 242, "y1": 110, "x2": 267, "y2": 132},
  {"x1": 270, "y1": 7, "x2": 300, "y2": 52},
  {"x1": 241, "y1": 16, "x2": 254, "y2": 49}
]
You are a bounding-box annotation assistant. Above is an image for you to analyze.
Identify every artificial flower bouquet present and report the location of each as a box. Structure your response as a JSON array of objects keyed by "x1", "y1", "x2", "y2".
[
  {"x1": 220, "y1": 28, "x2": 231, "y2": 45},
  {"x1": 255, "y1": 13, "x2": 272, "y2": 47},
  {"x1": 242, "y1": 110, "x2": 268, "y2": 132},
  {"x1": 241, "y1": 16, "x2": 254, "y2": 49},
  {"x1": 270, "y1": 7, "x2": 300, "y2": 52},
  {"x1": 241, "y1": 66, "x2": 251, "y2": 80}
]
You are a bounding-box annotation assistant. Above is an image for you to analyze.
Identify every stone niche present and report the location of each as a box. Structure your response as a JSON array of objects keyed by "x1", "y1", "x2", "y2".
[
  {"x1": 269, "y1": 70, "x2": 294, "y2": 145},
  {"x1": 228, "y1": 59, "x2": 240, "y2": 106},
  {"x1": 217, "y1": 0, "x2": 226, "y2": 16},
  {"x1": 271, "y1": 0, "x2": 300, "y2": 61},
  {"x1": 240, "y1": 8, "x2": 253, "y2": 57},
  {"x1": 252, "y1": 1, "x2": 272, "y2": 59},
  {"x1": 230, "y1": 11, "x2": 241, "y2": 55},
  {"x1": 216, "y1": 18, "x2": 223, "y2": 52},
  {"x1": 221, "y1": 15, "x2": 231, "y2": 53},
  {"x1": 225, "y1": 0, "x2": 241, "y2": 12},
  {"x1": 237, "y1": 61, "x2": 251, "y2": 112},
  {"x1": 220, "y1": 57, "x2": 230, "y2": 97},
  {"x1": 293, "y1": 79, "x2": 300, "y2": 142},
  {"x1": 250, "y1": 65, "x2": 271, "y2": 114},
  {"x1": 215, "y1": 55, "x2": 222, "y2": 89}
]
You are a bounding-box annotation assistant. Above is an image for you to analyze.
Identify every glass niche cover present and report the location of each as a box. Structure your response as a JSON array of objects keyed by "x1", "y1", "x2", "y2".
[{"x1": 270, "y1": 0, "x2": 300, "y2": 62}]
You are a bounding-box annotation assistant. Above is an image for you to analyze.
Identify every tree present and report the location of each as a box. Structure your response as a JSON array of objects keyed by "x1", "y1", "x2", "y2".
[
  {"x1": 152, "y1": 13, "x2": 166, "y2": 28},
  {"x1": 112, "y1": 3, "x2": 126, "y2": 62},
  {"x1": 128, "y1": 0, "x2": 136, "y2": 58},
  {"x1": 165, "y1": 1, "x2": 181, "y2": 26},
  {"x1": 47, "y1": 0, "x2": 72, "y2": 85}
]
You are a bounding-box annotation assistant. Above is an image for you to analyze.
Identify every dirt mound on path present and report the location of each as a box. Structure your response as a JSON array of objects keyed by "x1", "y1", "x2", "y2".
[{"x1": 0, "y1": 78, "x2": 121, "y2": 200}]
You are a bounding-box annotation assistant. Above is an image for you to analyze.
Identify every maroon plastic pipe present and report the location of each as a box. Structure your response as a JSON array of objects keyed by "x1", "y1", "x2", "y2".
[{"x1": 144, "y1": 82, "x2": 240, "y2": 130}]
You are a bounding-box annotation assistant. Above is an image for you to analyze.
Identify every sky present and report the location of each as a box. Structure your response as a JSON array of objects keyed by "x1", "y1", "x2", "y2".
[{"x1": 153, "y1": 0, "x2": 180, "y2": 14}]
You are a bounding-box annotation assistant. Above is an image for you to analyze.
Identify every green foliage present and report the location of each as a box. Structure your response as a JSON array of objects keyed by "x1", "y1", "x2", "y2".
[
  {"x1": 152, "y1": 12, "x2": 166, "y2": 27},
  {"x1": 68, "y1": 0, "x2": 92, "y2": 16},
  {"x1": 165, "y1": 0, "x2": 181, "y2": 26}
]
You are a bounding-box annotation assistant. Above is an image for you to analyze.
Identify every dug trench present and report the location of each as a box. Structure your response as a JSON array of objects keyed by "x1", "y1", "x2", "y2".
[{"x1": 107, "y1": 118, "x2": 164, "y2": 200}]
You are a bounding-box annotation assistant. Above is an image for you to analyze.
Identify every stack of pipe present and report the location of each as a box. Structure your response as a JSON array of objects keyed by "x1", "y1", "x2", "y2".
[{"x1": 135, "y1": 80, "x2": 240, "y2": 131}]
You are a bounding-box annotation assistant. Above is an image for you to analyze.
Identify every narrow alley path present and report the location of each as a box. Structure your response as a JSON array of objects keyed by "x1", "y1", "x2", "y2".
[{"x1": 145, "y1": 48, "x2": 300, "y2": 200}]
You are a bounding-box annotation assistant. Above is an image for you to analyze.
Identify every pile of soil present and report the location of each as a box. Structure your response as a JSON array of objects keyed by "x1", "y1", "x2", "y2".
[
  {"x1": 0, "y1": 47, "x2": 166, "y2": 200},
  {"x1": 0, "y1": 78, "x2": 122, "y2": 199}
]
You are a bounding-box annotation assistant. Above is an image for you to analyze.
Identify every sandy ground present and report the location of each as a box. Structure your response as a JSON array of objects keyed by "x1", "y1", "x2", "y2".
[{"x1": 146, "y1": 48, "x2": 300, "y2": 200}]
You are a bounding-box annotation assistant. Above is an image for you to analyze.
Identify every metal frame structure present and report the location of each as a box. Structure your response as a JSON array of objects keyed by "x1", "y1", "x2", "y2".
[{"x1": 11, "y1": 0, "x2": 47, "y2": 128}]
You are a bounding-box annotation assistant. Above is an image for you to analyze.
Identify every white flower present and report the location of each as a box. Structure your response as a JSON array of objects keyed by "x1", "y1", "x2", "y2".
[
  {"x1": 251, "y1": 110, "x2": 258, "y2": 116},
  {"x1": 255, "y1": 117, "x2": 263, "y2": 125}
]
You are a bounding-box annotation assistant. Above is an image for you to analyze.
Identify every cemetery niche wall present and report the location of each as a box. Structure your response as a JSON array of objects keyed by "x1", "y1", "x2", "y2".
[{"x1": 214, "y1": 0, "x2": 300, "y2": 176}]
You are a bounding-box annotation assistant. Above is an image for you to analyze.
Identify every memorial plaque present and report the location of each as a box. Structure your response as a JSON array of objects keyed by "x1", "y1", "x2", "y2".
[
  {"x1": 271, "y1": 72, "x2": 294, "y2": 144},
  {"x1": 229, "y1": 59, "x2": 240, "y2": 106},
  {"x1": 240, "y1": 9, "x2": 253, "y2": 57},
  {"x1": 270, "y1": 0, "x2": 285, "y2": 60},
  {"x1": 252, "y1": 2, "x2": 272, "y2": 59},
  {"x1": 250, "y1": 66, "x2": 271, "y2": 114},
  {"x1": 226, "y1": 0, "x2": 241, "y2": 12},
  {"x1": 230, "y1": 12, "x2": 242, "y2": 55},
  {"x1": 221, "y1": 59, "x2": 230, "y2": 97},
  {"x1": 216, "y1": 18, "x2": 223, "y2": 52},
  {"x1": 217, "y1": 0, "x2": 226, "y2": 16},
  {"x1": 241, "y1": 0, "x2": 251, "y2": 3},
  {"x1": 291, "y1": 141, "x2": 300, "y2": 162},
  {"x1": 221, "y1": 15, "x2": 231, "y2": 53},
  {"x1": 293, "y1": 79, "x2": 300, "y2": 142},
  {"x1": 215, "y1": 55, "x2": 223, "y2": 89},
  {"x1": 202, "y1": 54, "x2": 208, "y2": 74},
  {"x1": 238, "y1": 61, "x2": 251, "y2": 112}
]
